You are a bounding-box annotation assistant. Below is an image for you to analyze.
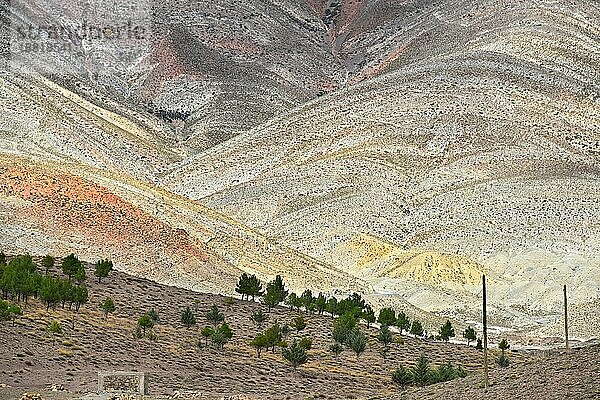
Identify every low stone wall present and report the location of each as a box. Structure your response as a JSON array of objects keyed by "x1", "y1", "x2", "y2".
[{"x1": 98, "y1": 371, "x2": 146, "y2": 395}]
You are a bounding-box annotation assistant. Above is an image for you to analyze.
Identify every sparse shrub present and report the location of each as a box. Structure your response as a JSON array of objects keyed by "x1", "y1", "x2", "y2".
[
  {"x1": 496, "y1": 353, "x2": 510, "y2": 367},
  {"x1": 133, "y1": 325, "x2": 143, "y2": 339},
  {"x1": 250, "y1": 309, "x2": 268, "y2": 328},
  {"x1": 298, "y1": 336, "x2": 312, "y2": 350},
  {"x1": 347, "y1": 327, "x2": 367, "y2": 358},
  {"x1": 181, "y1": 306, "x2": 197, "y2": 328},
  {"x1": 291, "y1": 315, "x2": 307, "y2": 332},
  {"x1": 205, "y1": 304, "x2": 224, "y2": 327},
  {"x1": 47, "y1": 320, "x2": 62, "y2": 334},
  {"x1": 146, "y1": 330, "x2": 158, "y2": 341},
  {"x1": 223, "y1": 297, "x2": 235, "y2": 307},
  {"x1": 282, "y1": 340, "x2": 308, "y2": 370},
  {"x1": 392, "y1": 365, "x2": 413, "y2": 389},
  {"x1": 148, "y1": 308, "x2": 159, "y2": 322},
  {"x1": 329, "y1": 342, "x2": 343, "y2": 359}
]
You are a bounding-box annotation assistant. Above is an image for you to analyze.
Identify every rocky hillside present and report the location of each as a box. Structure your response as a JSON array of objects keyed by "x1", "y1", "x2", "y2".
[
  {"x1": 0, "y1": 0, "x2": 598, "y2": 343},
  {"x1": 160, "y1": 0, "x2": 600, "y2": 338},
  {"x1": 0, "y1": 258, "x2": 542, "y2": 399}
]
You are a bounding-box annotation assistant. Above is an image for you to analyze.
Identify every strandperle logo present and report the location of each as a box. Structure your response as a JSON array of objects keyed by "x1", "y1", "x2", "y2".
[{"x1": 3, "y1": 0, "x2": 151, "y2": 75}]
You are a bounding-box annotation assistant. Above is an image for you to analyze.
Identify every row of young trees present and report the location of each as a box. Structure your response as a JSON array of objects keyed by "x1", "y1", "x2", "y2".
[
  {"x1": 236, "y1": 273, "x2": 514, "y2": 376},
  {"x1": 0, "y1": 252, "x2": 115, "y2": 321}
]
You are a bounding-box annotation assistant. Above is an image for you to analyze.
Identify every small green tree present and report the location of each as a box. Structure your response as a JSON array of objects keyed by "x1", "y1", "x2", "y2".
[
  {"x1": 362, "y1": 305, "x2": 376, "y2": 328},
  {"x1": 498, "y1": 338, "x2": 510, "y2": 352},
  {"x1": 497, "y1": 339, "x2": 510, "y2": 367},
  {"x1": 300, "y1": 289, "x2": 314, "y2": 311},
  {"x1": 392, "y1": 365, "x2": 413, "y2": 389},
  {"x1": 250, "y1": 333, "x2": 268, "y2": 357},
  {"x1": 378, "y1": 324, "x2": 394, "y2": 349},
  {"x1": 211, "y1": 331, "x2": 228, "y2": 350},
  {"x1": 285, "y1": 293, "x2": 302, "y2": 312},
  {"x1": 217, "y1": 322, "x2": 233, "y2": 340},
  {"x1": 235, "y1": 273, "x2": 264, "y2": 301},
  {"x1": 291, "y1": 315, "x2": 307, "y2": 333},
  {"x1": 347, "y1": 327, "x2": 367, "y2": 358},
  {"x1": 250, "y1": 309, "x2": 268, "y2": 328},
  {"x1": 262, "y1": 275, "x2": 288, "y2": 310},
  {"x1": 137, "y1": 314, "x2": 154, "y2": 336},
  {"x1": 205, "y1": 304, "x2": 224, "y2": 327},
  {"x1": 94, "y1": 259, "x2": 113, "y2": 283},
  {"x1": 325, "y1": 297, "x2": 338, "y2": 318},
  {"x1": 411, "y1": 355, "x2": 432, "y2": 387},
  {"x1": 314, "y1": 293, "x2": 327, "y2": 315},
  {"x1": 463, "y1": 326, "x2": 476, "y2": 346},
  {"x1": 200, "y1": 326, "x2": 214, "y2": 347},
  {"x1": 333, "y1": 312, "x2": 357, "y2": 344},
  {"x1": 378, "y1": 307, "x2": 396, "y2": 326},
  {"x1": 181, "y1": 306, "x2": 197, "y2": 328},
  {"x1": 329, "y1": 342, "x2": 343, "y2": 359},
  {"x1": 438, "y1": 320, "x2": 455, "y2": 342},
  {"x1": 396, "y1": 312, "x2": 410, "y2": 334},
  {"x1": 74, "y1": 266, "x2": 86, "y2": 284},
  {"x1": 61, "y1": 253, "x2": 82, "y2": 282},
  {"x1": 475, "y1": 338, "x2": 483, "y2": 350},
  {"x1": 41, "y1": 255, "x2": 55, "y2": 275},
  {"x1": 410, "y1": 320, "x2": 424, "y2": 337},
  {"x1": 263, "y1": 322, "x2": 283, "y2": 353},
  {"x1": 282, "y1": 340, "x2": 308, "y2": 370},
  {"x1": 99, "y1": 297, "x2": 116, "y2": 320}
]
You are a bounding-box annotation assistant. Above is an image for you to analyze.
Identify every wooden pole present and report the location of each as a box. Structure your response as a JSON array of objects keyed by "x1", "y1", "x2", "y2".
[
  {"x1": 564, "y1": 284, "x2": 569, "y2": 351},
  {"x1": 483, "y1": 274, "x2": 489, "y2": 388}
]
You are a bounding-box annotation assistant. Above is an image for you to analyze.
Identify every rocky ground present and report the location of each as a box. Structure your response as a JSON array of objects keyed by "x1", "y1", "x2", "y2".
[{"x1": 0, "y1": 259, "x2": 542, "y2": 400}]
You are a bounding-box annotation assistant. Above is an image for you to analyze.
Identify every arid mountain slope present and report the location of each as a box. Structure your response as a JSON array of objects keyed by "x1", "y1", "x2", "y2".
[{"x1": 161, "y1": 0, "x2": 600, "y2": 337}]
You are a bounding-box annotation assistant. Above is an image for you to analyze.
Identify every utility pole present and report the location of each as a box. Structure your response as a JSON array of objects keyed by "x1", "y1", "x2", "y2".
[
  {"x1": 564, "y1": 284, "x2": 569, "y2": 351},
  {"x1": 483, "y1": 274, "x2": 489, "y2": 388}
]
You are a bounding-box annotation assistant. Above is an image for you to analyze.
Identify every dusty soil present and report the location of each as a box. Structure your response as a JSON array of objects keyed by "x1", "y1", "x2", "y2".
[{"x1": 0, "y1": 260, "x2": 532, "y2": 399}]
